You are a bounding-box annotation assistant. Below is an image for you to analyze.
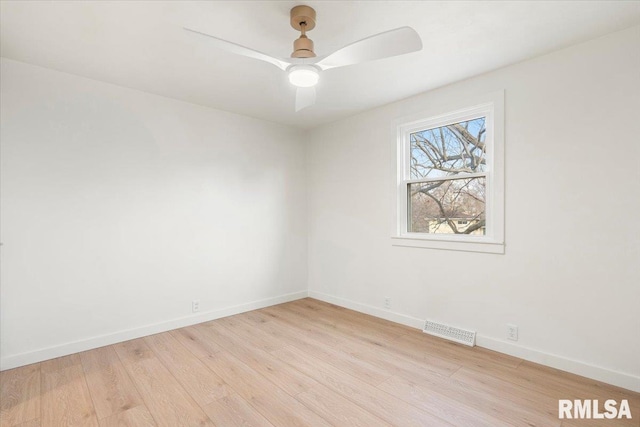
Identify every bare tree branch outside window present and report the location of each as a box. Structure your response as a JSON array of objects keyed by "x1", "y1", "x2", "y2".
[{"x1": 408, "y1": 118, "x2": 487, "y2": 235}]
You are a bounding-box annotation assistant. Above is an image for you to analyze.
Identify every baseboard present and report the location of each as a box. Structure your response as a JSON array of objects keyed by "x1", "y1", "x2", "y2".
[
  {"x1": 308, "y1": 291, "x2": 425, "y2": 329},
  {"x1": 475, "y1": 336, "x2": 640, "y2": 393},
  {"x1": 308, "y1": 290, "x2": 640, "y2": 393},
  {"x1": 0, "y1": 290, "x2": 308, "y2": 371}
]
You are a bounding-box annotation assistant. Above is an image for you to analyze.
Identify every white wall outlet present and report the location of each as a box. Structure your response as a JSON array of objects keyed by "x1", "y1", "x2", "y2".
[
  {"x1": 507, "y1": 324, "x2": 518, "y2": 341},
  {"x1": 384, "y1": 297, "x2": 391, "y2": 310},
  {"x1": 192, "y1": 300, "x2": 200, "y2": 313}
]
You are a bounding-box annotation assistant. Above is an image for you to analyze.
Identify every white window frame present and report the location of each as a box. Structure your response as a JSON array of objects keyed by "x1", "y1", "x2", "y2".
[{"x1": 391, "y1": 90, "x2": 505, "y2": 254}]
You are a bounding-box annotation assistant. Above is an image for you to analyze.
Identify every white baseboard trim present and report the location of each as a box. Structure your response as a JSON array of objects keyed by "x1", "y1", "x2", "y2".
[
  {"x1": 476, "y1": 336, "x2": 640, "y2": 393},
  {"x1": 308, "y1": 291, "x2": 425, "y2": 329},
  {"x1": 308, "y1": 290, "x2": 640, "y2": 393},
  {"x1": 0, "y1": 290, "x2": 308, "y2": 371}
]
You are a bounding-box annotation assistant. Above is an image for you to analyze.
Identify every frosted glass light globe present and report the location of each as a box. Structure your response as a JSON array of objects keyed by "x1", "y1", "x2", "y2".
[{"x1": 288, "y1": 65, "x2": 319, "y2": 87}]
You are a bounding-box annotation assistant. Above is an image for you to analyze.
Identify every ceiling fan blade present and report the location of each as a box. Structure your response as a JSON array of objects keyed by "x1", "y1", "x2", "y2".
[
  {"x1": 316, "y1": 26, "x2": 422, "y2": 71},
  {"x1": 184, "y1": 27, "x2": 291, "y2": 71},
  {"x1": 295, "y1": 87, "x2": 316, "y2": 112}
]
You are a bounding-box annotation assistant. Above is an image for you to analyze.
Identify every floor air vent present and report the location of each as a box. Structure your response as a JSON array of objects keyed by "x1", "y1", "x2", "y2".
[{"x1": 423, "y1": 320, "x2": 476, "y2": 347}]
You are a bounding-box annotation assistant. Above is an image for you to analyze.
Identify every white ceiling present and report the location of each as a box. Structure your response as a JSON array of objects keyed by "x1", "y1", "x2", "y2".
[{"x1": 1, "y1": 1, "x2": 639, "y2": 129}]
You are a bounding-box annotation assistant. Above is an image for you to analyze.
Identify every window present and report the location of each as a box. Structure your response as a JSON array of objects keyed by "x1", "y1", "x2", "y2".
[{"x1": 392, "y1": 91, "x2": 504, "y2": 253}]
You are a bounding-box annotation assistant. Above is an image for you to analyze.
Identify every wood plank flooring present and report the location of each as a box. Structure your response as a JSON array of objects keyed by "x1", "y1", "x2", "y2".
[{"x1": 1, "y1": 298, "x2": 638, "y2": 426}]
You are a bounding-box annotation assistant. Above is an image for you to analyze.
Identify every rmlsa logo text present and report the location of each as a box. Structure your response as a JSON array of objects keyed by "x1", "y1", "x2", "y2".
[{"x1": 559, "y1": 399, "x2": 632, "y2": 419}]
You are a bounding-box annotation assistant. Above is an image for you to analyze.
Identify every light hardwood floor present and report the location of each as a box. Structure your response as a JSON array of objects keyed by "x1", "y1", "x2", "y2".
[{"x1": 1, "y1": 298, "x2": 638, "y2": 426}]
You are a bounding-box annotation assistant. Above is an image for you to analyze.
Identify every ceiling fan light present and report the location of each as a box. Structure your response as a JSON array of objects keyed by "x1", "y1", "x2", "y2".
[{"x1": 288, "y1": 65, "x2": 319, "y2": 88}]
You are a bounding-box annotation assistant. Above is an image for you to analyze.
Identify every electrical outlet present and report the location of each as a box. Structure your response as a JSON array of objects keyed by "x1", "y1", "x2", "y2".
[
  {"x1": 507, "y1": 324, "x2": 518, "y2": 341},
  {"x1": 384, "y1": 297, "x2": 391, "y2": 310},
  {"x1": 192, "y1": 300, "x2": 200, "y2": 313}
]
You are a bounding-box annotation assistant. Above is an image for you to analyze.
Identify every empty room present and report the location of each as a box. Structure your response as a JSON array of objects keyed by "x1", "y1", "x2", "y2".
[{"x1": 1, "y1": 1, "x2": 639, "y2": 426}]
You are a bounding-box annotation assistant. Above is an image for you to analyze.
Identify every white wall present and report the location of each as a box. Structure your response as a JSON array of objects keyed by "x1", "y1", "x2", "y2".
[
  {"x1": 2, "y1": 26, "x2": 638, "y2": 392},
  {"x1": 0, "y1": 58, "x2": 307, "y2": 368},
  {"x1": 306, "y1": 26, "x2": 640, "y2": 391}
]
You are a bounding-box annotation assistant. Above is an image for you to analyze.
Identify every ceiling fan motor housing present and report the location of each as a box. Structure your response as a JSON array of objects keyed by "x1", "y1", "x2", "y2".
[{"x1": 292, "y1": 36, "x2": 315, "y2": 58}]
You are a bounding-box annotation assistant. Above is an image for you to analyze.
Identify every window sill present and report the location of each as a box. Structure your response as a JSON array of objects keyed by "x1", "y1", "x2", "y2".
[{"x1": 391, "y1": 236, "x2": 505, "y2": 254}]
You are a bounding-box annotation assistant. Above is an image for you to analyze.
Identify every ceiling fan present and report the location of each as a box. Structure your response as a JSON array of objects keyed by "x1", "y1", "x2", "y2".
[{"x1": 184, "y1": 5, "x2": 422, "y2": 112}]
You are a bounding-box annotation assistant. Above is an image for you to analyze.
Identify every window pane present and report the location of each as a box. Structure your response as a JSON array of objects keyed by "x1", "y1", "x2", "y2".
[
  {"x1": 410, "y1": 117, "x2": 486, "y2": 179},
  {"x1": 409, "y1": 177, "x2": 486, "y2": 235}
]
